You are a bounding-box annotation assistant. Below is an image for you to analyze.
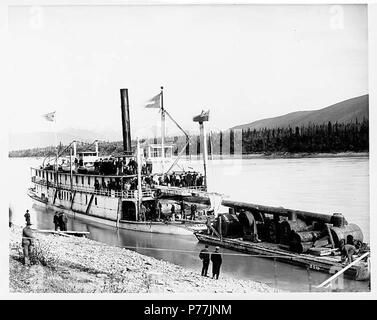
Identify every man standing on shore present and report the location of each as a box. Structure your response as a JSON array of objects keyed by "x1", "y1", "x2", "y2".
[
  {"x1": 211, "y1": 246, "x2": 223, "y2": 280},
  {"x1": 199, "y1": 245, "x2": 210, "y2": 277},
  {"x1": 22, "y1": 221, "x2": 34, "y2": 266}
]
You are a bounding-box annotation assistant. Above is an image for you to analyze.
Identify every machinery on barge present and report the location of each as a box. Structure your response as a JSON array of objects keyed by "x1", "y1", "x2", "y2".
[{"x1": 192, "y1": 200, "x2": 370, "y2": 281}]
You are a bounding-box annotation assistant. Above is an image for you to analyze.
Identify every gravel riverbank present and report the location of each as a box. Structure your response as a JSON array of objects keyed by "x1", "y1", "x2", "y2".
[{"x1": 9, "y1": 226, "x2": 280, "y2": 293}]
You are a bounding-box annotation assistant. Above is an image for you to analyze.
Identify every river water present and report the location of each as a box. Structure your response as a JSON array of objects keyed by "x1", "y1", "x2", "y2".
[{"x1": 9, "y1": 156, "x2": 370, "y2": 292}]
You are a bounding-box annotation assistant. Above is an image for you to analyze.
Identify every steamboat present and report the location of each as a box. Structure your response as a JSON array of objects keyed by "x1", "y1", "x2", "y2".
[
  {"x1": 28, "y1": 87, "x2": 370, "y2": 282},
  {"x1": 28, "y1": 88, "x2": 209, "y2": 235}
]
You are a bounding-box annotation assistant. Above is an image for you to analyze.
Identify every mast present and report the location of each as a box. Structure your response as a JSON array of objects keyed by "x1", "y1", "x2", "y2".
[
  {"x1": 120, "y1": 88, "x2": 132, "y2": 155},
  {"x1": 200, "y1": 123, "x2": 208, "y2": 190},
  {"x1": 160, "y1": 86, "x2": 165, "y2": 174},
  {"x1": 193, "y1": 110, "x2": 210, "y2": 191},
  {"x1": 54, "y1": 114, "x2": 58, "y2": 188},
  {"x1": 70, "y1": 148, "x2": 73, "y2": 195},
  {"x1": 136, "y1": 138, "x2": 142, "y2": 221}
]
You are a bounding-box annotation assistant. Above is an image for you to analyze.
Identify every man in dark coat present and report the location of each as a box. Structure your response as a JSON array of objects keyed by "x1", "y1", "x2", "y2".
[
  {"x1": 58, "y1": 212, "x2": 65, "y2": 231},
  {"x1": 62, "y1": 213, "x2": 68, "y2": 231},
  {"x1": 22, "y1": 221, "x2": 34, "y2": 266},
  {"x1": 199, "y1": 245, "x2": 210, "y2": 277},
  {"x1": 53, "y1": 212, "x2": 60, "y2": 230},
  {"x1": 211, "y1": 246, "x2": 223, "y2": 280},
  {"x1": 24, "y1": 210, "x2": 31, "y2": 224}
]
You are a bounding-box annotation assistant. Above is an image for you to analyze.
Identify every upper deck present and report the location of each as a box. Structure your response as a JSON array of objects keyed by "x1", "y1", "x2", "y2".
[{"x1": 31, "y1": 167, "x2": 155, "y2": 199}]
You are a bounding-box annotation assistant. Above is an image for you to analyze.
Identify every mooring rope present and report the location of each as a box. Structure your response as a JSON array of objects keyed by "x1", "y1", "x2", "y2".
[{"x1": 15, "y1": 230, "x2": 299, "y2": 259}]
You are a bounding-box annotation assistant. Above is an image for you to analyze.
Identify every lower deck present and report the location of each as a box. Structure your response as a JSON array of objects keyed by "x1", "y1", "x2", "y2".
[{"x1": 28, "y1": 184, "x2": 206, "y2": 236}]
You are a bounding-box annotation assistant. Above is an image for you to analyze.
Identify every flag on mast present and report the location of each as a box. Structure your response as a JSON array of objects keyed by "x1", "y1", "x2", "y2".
[
  {"x1": 144, "y1": 93, "x2": 161, "y2": 109},
  {"x1": 42, "y1": 111, "x2": 56, "y2": 122}
]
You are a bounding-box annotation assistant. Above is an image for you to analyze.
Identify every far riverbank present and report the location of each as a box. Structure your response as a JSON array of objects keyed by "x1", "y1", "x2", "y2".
[
  {"x1": 200, "y1": 151, "x2": 369, "y2": 160},
  {"x1": 8, "y1": 151, "x2": 369, "y2": 160}
]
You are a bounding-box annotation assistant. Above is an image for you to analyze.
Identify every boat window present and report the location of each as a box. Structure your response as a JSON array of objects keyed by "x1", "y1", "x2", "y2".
[
  {"x1": 76, "y1": 176, "x2": 78, "y2": 184},
  {"x1": 82, "y1": 176, "x2": 84, "y2": 185},
  {"x1": 88, "y1": 176, "x2": 90, "y2": 185},
  {"x1": 95, "y1": 197, "x2": 97, "y2": 205},
  {"x1": 65, "y1": 175, "x2": 67, "y2": 183}
]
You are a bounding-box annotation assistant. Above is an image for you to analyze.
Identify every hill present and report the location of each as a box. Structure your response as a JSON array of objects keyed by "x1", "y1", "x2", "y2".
[{"x1": 232, "y1": 95, "x2": 369, "y2": 131}]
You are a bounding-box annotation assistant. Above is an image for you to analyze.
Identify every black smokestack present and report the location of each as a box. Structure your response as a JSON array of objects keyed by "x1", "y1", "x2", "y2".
[{"x1": 120, "y1": 88, "x2": 132, "y2": 154}]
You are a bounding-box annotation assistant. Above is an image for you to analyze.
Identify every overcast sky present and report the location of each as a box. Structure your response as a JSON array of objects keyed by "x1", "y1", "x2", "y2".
[{"x1": 7, "y1": 4, "x2": 368, "y2": 138}]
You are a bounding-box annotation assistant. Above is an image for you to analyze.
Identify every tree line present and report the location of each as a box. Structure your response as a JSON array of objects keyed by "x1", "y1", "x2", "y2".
[{"x1": 9, "y1": 119, "x2": 368, "y2": 158}]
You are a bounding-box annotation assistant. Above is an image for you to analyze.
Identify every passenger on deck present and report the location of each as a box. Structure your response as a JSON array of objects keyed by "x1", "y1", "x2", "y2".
[
  {"x1": 171, "y1": 204, "x2": 175, "y2": 220},
  {"x1": 62, "y1": 212, "x2": 68, "y2": 231},
  {"x1": 155, "y1": 201, "x2": 161, "y2": 220},
  {"x1": 206, "y1": 216, "x2": 213, "y2": 235},
  {"x1": 94, "y1": 179, "x2": 100, "y2": 191},
  {"x1": 53, "y1": 212, "x2": 59, "y2": 231},
  {"x1": 140, "y1": 204, "x2": 147, "y2": 221},
  {"x1": 94, "y1": 160, "x2": 99, "y2": 173},
  {"x1": 58, "y1": 212, "x2": 64, "y2": 231},
  {"x1": 190, "y1": 204, "x2": 197, "y2": 220},
  {"x1": 180, "y1": 200, "x2": 185, "y2": 219}
]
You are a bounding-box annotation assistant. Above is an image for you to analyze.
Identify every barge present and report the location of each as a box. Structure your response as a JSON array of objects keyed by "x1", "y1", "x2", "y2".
[
  {"x1": 194, "y1": 233, "x2": 369, "y2": 281},
  {"x1": 192, "y1": 201, "x2": 370, "y2": 281}
]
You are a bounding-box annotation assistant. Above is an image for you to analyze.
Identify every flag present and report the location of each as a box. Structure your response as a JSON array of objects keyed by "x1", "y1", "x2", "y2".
[
  {"x1": 145, "y1": 93, "x2": 161, "y2": 109},
  {"x1": 43, "y1": 111, "x2": 56, "y2": 122}
]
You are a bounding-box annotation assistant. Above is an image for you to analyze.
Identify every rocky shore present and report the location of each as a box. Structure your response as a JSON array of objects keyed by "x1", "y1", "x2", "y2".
[{"x1": 9, "y1": 225, "x2": 280, "y2": 293}]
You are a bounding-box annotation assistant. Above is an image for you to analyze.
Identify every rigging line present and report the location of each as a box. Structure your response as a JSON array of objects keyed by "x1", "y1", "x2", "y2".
[
  {"x1": 163, "y1": 109, "x2": 192, "y2": 174},
  {"x1": 14, "y1": 229, "x2": 334, "y2": 260},
  {"x1": 15, "y1": 236, "x2": 303, "y2": 259},
  {"x1": 164, "y1": 109, "x2": 189, "y2": 139}
]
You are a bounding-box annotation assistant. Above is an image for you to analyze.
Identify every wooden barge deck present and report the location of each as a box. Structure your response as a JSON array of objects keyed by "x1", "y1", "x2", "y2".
[{"x1": 195, "y1": 232, "x2": 370, "y2": 281}]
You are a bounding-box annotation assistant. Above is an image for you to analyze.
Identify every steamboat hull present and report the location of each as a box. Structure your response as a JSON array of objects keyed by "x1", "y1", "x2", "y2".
[
  {"x1": 28, "y1": 187, "x2": 201, "y2": 236},
  {"x1": 194, "y1": 232, "x2": 370, "y2": 282}
]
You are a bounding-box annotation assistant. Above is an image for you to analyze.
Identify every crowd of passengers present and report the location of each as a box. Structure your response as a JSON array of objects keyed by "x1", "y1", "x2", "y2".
[
  {"x1": 42, "y1": 157, "x2": 205, "y2": 191},
  {"x1": 92, "y1": 171, "x2": 205, "y2": 194}
]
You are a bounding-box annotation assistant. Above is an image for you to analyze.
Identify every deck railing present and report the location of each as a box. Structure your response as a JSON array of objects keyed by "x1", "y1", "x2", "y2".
[{"x1": 31, "y1": 176, "x2": 155, "y2": 199}]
